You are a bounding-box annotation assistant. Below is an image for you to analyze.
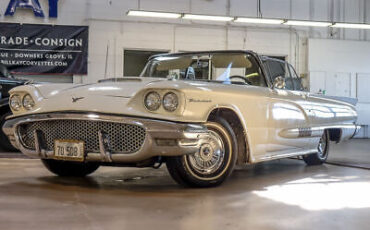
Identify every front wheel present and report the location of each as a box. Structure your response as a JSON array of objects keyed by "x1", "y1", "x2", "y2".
[
  {"x1": 303, "y1": 130, "x2": 329, "y2": 165},
  {"x1": 166, "y1": 118, "x2": 237, "y2": 187},
  {"x1": 42, "y1": 159, "x2": 100, "y2": 177}
]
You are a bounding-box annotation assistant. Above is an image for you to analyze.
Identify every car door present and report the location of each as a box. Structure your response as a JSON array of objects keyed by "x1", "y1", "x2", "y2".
[{"x1": 264, "y1": 59, "x2": 313, "y2": 157}]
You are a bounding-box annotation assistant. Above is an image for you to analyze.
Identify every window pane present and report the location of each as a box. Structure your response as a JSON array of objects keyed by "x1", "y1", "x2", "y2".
[
  {"x1": 124, "y1": 50, "x2": 167, "y2": 76},
  {"x1": 288, "y1": 64, "x2": 303, "y2": 91},
  {"x1": 283, "y1": 63, "x2": 294, "y2": 90},
  {"x1": 266, "y1": 60, "x2": 294, "y2": 90},
  {"x1": 266, "y1": 60, "x2": 286, "y2": 80}
]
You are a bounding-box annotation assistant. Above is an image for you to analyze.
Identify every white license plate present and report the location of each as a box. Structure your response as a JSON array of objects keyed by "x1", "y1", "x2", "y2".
[{"x1": 54, "y1": 140, "x2": 85, "y2": 162}]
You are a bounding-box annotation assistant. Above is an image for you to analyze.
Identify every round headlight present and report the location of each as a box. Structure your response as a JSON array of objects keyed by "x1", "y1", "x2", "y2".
[
  {"x1": 9, "y1": 94, "x2": 22, "y2": 111},
  {"x1": 163, "y1": 92, "x2": 178, "y2": 112},
  {"x1": 22, "y1": 94, "x2": 35, "y2": 110},
  {"x1": 144, "y1": 91, "x2": 161, "y2": 111}
]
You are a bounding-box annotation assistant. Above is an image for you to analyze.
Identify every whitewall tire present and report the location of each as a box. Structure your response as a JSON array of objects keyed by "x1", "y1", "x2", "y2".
[{"x1": 166, "y1": 117, "x2": 237, "y2": 187}]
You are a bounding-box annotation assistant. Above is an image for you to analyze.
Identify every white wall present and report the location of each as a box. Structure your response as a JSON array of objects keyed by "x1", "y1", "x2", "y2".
[
  {"x1": 308, "y1": 38, "x2": 370, "y2": 137},
  {"x1": 87, "y1": 20, "x2": 295, "y2": 83},
  {"x1": 1, "y1": 0, "x2": 370, "y2": 84},
  {"x1": 309, "y1": 39, "x2": 370, "y2": 74}
]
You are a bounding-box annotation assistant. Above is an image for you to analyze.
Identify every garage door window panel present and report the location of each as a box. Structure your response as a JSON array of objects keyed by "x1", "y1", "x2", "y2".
[{"x1": 124, "y1": 50, "x2": 168, "y2": 77}]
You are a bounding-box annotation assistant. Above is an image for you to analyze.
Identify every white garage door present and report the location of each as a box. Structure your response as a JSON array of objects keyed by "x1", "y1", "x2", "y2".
[
  {"x1": 325, "y1": 72, "x2": 351, "y2": 97},
  {"x1": 309, "y1": 71, "x2": 351, "y2": 97}
]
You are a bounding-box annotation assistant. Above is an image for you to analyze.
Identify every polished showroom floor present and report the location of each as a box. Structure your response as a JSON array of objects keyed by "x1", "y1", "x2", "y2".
[{"x1": 0, "y1": 139, "x2": 369, "y2": 230}]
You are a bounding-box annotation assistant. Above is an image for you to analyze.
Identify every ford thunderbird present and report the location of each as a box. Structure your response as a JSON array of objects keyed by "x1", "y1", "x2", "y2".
[{"x1": 2, "y1": 50, "x2": 359, "y2": 187}]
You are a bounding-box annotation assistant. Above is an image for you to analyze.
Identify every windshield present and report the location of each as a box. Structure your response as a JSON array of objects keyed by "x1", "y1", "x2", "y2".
[{"x1": 140, "y1": 52, "x2": 266, "y2": 87}]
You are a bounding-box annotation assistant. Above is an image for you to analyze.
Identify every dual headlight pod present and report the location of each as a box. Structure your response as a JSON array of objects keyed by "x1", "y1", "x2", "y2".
[
  {"x1": 144, "y1": 91, "x2": 161, "y2": 111},
  {"x1": 9, "y1": 94, "x2": 22, "y2": 111},
  {"x1": 144, "y1": 91, "x2": 179, "y2": 112},
  {"x1": 10, "y1": 94, "x2": 35, "y2": 111}
]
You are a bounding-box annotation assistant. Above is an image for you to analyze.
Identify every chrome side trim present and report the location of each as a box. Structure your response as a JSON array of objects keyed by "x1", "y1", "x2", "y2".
[
  {"x1": 279, "y1": 124, "x2": 358, "y2": 141},
  {"x1": 258, "y1": 148, "x2": 318, "y2": 162}
]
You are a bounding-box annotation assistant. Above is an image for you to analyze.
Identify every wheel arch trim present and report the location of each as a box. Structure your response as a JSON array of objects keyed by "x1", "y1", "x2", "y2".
[{"x1": 205, "y1": 104, "x2": 253, "y2": 163}]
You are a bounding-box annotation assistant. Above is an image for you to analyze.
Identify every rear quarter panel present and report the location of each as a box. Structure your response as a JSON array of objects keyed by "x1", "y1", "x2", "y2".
[{"x1": 309, "y1": 94, "x2": 357, "y2": 126}]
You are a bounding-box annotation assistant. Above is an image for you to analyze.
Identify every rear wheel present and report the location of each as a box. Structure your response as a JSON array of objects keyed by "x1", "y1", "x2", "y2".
[
  {"x1": 166, "y1": 118, "x2": 237, "y2": 187},
  {"x1": 303, "y1": 130, "x2": 329, "y2": 165},
  {"x1": 42, "y1": 159, "x2": 100, "y2": 177}
]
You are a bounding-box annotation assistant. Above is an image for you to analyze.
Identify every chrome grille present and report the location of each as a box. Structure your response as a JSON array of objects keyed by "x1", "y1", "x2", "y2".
[{"x1": 18, "y1": 120, "x2": 146, "y2": 153}]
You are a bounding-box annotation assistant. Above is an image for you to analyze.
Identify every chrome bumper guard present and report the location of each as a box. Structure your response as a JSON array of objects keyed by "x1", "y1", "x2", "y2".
[
  {"x1": 2, "y1": 113, "x2": 210, "y2": 163},
  {"x1": 351, "y1": 125, "x2": 362, "y2": 139}
]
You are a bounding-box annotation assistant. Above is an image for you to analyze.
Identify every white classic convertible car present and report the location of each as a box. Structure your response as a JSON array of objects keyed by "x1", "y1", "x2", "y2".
[{"x1": 3, "y1": 50, "x2": 359, "y2": 187}]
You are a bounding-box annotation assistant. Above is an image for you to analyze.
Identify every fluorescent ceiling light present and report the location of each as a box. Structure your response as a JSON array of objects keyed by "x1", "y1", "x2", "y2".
[
  {"x1": 234, "y1": 17, "x2": 284, "y2": 25},
  {"x1": 127, "y1": 10, "x2": 370, "y2": 30},
  {"x1": 331, "y1": 23, "x2": 370, "y2": 29},
  {"x1": 127, "y1": 10, "x2": 181, "y2": 19},
  {"x1": 285, "y1": 20, "x2": 332, "y2": 27},
  {"x1": 183, "y1": 14, "x2": 234, "y2": 22}
]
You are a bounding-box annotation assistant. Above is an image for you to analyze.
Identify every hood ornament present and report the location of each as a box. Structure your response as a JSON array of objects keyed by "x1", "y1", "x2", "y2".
[{"x1": 72, "y1": 96, "x2": 84, "y2": 103}]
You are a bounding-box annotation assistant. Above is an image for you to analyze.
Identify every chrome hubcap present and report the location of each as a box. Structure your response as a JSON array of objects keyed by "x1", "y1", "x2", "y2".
[{"x1": 187, "y1": 130, "x2": 225, "y2": 175}]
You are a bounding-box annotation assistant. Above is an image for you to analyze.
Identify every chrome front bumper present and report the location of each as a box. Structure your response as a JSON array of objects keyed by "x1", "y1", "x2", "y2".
[{"x1": 2, "y1": 113, "x2": 210, "y2": 163}]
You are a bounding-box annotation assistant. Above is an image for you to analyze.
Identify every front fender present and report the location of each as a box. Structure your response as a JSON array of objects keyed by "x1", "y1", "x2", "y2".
[{"x1": 205, "y1": 104, "x2": 253, "y2": 163}]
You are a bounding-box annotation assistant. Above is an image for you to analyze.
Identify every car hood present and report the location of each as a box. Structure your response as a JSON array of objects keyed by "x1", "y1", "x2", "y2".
[
  {"x1": 10, "y1": 77, "x2": 232, "y2": 121},
  {"x1": 31, "y1": 77, "x2": 243, "y2": 100},
  {"x1": 33, "y1": 77, "x2": 166, "y2": 99}
]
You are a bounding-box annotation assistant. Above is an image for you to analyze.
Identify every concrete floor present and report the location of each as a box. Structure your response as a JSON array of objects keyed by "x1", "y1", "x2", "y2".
[{"x1": 0, "y1": 140, "x2": 369, "y2": 230}]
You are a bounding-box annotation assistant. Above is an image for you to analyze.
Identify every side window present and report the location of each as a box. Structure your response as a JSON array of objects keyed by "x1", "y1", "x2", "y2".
[
  {"x1": 288, "y1": 64, "x2": 303, "y2": 91},
  {"x1": 265, "y1": 60, "x2": 294, "y2": 90},
  {"x1": 283, "y1": 63, "x2": 294, "y2": 90}
]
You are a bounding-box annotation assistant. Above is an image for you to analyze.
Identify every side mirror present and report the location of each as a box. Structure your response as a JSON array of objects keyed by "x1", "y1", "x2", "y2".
[{"x1": 273, "y1": 76, "x2": 285, "y2": 89}]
